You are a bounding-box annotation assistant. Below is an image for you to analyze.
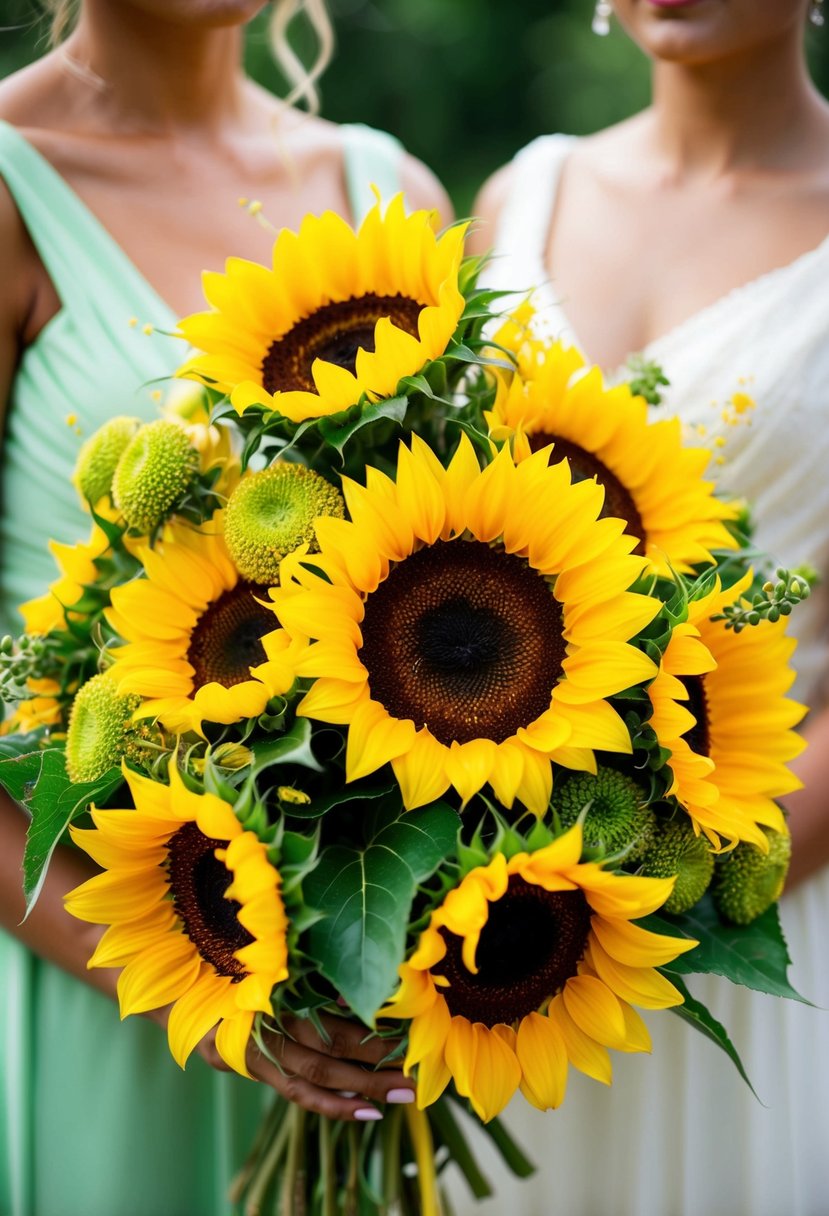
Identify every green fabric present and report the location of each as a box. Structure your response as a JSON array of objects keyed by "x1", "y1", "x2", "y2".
[{"x1": 0, "y1": 117, "x2": 401, "y2": 1216}]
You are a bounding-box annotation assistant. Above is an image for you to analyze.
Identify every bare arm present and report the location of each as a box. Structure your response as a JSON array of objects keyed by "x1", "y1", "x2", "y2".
[
  {"x1": 784, "y1": 705, "x2": 829, "y2": 888},
  {"x1": 467, "y1": 161, "x2": 514, "y2": 256}
]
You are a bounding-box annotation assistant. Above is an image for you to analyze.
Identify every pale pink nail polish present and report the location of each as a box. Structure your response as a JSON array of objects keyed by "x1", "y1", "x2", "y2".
[
  {"x1": 386, "y1": 1089, "x2": 416, "y2": 1104},
  {"x1": 354, "y1": 1107, "x2": 383, "y2": 1121}
]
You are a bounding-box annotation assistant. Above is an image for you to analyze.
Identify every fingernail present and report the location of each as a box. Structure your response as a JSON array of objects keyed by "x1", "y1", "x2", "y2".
[
  {"x1": 354, "y1": 1107, "x2": 383, "y2": 1121},
  {"x1": 338, "y1": 1091, "x2": 358, "y2": 1099},
  {"x1": 386, "y1": 1088, "x2": 416, "y2": 1104}
]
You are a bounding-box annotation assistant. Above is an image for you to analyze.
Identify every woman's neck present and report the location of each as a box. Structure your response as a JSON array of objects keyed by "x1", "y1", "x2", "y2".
[
  {"x1": 65, "y1": 1, "x2": 249, "y2": 135},
  {"x1": 649, "y1": 32, "x2": 827, "y2": 177}
]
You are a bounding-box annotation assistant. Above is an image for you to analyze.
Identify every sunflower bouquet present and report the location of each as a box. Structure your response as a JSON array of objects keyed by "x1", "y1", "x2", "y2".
[{"x1": 0, "y1": 195, "x2": 811, "y2": 1214}]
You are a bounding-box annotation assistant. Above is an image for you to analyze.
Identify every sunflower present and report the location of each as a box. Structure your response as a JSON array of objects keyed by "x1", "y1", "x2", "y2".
[
  {"x1": 648, "y1": 573, "x2": 806, "y2": 850},
  {"x1": 19, "y1": 520, "x2": 114, "y2": 636},
  {"x1": 271, "y1": 434, "x2": 659, "y2": 813},
  {"x1": 65, "y1": 764, "x2": 288, "y2": 1077},
  {"x1": 106, "y1": 512, "x2": 296, "y2": 734},
  {"x1": 379, "y1": 824, "x2": 697, "y2": 1121},
  {"x1": 485, "y1": 340, "x2": 738, "y2": 576},
  {"x1": 176, "y1": 195, "x2": 467, "y2": 424}
]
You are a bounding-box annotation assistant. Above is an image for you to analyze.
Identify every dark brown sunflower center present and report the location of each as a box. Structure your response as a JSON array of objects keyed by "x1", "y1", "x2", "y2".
[
  {"x1": 261, "y1": 294, "x2": 423, "y2": 394},
  {"x1": 530, "y1": 433, "x2": 647, "y2": 557},
  {"x1": 358, "y1": 540, "x2": 565, "y2": 746},
  {"x1": 437, "y1": 878, "x2": 592, "y2": 1025},
  {"x1": 186, "y1": 582, "x2": 272, "y2": 689},
  {"x1": 166, "y1": 821, "x2": 253, "y2": 980},
  {"x1": 681, "y1": 675, "x2": 710, "y2": 756}
]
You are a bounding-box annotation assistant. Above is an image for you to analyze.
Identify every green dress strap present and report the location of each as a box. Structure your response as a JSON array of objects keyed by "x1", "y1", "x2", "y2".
[
  {"x1": 340, "y1": 122, "x2": 404, "y2": 221},
  {"x1": 0, "y1": 121, "x2": 179, "y2": 628},
  {"x1": 0, "y1": 120, "x2": 176, "y2": 323}
]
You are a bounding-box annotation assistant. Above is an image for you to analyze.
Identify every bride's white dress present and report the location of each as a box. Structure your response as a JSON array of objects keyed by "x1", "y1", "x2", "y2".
[{"x1": 445, "y1": 134, "x2": 829, "y2": 1216}]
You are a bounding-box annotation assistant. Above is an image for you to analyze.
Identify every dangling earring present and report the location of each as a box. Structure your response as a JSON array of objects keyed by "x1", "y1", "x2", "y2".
[
  {"x1": 810, "y1": 0, "x2": 825, "y2": 27},
  {"x1": 592, "y1": 1, "x2": 613, "y2": 36}
]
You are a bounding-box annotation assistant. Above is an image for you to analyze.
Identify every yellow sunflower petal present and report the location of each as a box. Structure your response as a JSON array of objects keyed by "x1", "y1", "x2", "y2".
[
  {"x1": 214, "y1": 1008, "x2": 255, "y2": 1078},
  {"x1": 548, "y1": 994, "x2": 612, "y2": 1085},
  {"x1": 516, "y1": 1011, "x2": 568, "y2": 1111},
  {"x1": 562, "y1": 974, "x2": 628, "y2": 1049},
  {"x1": 467, "y1": 1022, "x2": 522, "y2": 1123},
  {"x1": 167, "y1": 968, "x2": 234, "y2": 1068},
  {"x1": 117, "y1": 932, "x2": 202, "y2": 1018}
]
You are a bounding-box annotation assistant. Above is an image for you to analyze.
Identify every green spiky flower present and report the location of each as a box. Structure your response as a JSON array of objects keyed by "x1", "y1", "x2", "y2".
[
  {"x1": 712, "y1": 827, "x2": 791, "y2": 925},
  {"x1": 224, "y1": 462, "x2": 345, "y2": 584},
  {"x1": 65, "y1": 673, "x2": 143, "y2": 783},
  {"x1": 639, "y1": 818, "x2": 714, "y2": 914},
  {"x1": 555, "y1": 767, "x2": 655, "y2": 860},
  {"x1": 112, "y1": 419, "x2": 198, "y2": 533},
  {"x1": 73, "y1": 416, "x2": 140, "y2": 508}
]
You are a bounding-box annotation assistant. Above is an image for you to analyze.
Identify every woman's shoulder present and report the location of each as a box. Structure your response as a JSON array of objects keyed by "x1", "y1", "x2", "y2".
[
  {"x1": 0, "y1": 51, "x2": 68, "y2": 134},
  {"x1": 469, "y1": 132, "x2": 579, "y2": 255}
]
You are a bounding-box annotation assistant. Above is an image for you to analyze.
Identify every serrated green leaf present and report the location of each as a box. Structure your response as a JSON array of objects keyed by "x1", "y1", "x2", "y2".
[
  {"x1": 251, "y1": 718, "x2": 322, "y2": 776},
  {"x1": 305, "y1": 801, "x2": 460, "y2": 1023},
  {"x1": 1, "y1": 749, "x2": 124, "y2": 916},
  {"x1": 641, "y1": 893, "x2": 810, "y2": 1004},
  {"x1": 667, "y1": 974, "x2": 757, "y2": 1096},
  {"x1": 317, "y1": 395, "x2": 408, "y2": 454}
]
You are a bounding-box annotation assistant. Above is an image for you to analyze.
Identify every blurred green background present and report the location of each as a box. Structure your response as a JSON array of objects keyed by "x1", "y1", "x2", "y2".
[{"x1": 3, "y1": 0, "x2": 829, "y2": 212}]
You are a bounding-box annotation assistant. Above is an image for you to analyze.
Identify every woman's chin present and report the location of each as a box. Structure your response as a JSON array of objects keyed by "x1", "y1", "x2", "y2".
[
  {"x1": 119, "y1": 0, "x2": 269, "y2": 28},
  {"x1": 613, "y1": 0, "x2": 807, "y2": 67}
]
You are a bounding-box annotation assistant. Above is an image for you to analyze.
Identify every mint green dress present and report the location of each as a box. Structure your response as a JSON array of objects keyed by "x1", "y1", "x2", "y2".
[{"x1": 0, "y1": 118, "x2": 402, "y2": 1216}]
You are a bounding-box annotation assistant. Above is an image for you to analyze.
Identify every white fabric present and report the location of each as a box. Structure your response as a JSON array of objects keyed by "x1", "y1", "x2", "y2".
[{"x1": 446, "y1": 134, "x2": 829, "y2": 1216}]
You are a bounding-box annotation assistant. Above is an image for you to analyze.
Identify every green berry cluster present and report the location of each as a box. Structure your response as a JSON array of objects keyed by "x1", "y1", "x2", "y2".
[
  {"x1": 0, "y1": 634, "x2": 58, "y2": 704},
  {"x1": 712, "y1": 568, "x2": 811, "y2": 633}
]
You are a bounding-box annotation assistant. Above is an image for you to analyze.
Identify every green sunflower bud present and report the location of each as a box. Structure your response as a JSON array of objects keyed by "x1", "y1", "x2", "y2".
[
  {"x1": 555, "y1": 768, "x2": 655, "y2": 861},
  {"x1": 112, "y1": 419, "x2": 199, "y2": 533},
  {"x1": 73, "y1": 416, "x2": 140, "y2": 508},
  {"x1": 65, "y1": 673, "x2": 142, "y2": 783},
  {"x1": 639, "y1": 818, "x2": 714, "y2": 914},
  {"x1": 224, "y1": 462, "x2": 345, "y2": 584},
  {"x1": 712, "y1": 827, "x2": 791, "y2": 925}
]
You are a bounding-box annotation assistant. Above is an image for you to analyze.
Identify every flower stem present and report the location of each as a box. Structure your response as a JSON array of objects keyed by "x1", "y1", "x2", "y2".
[
  {"x1": 281, "y1": 1105, "x2": 307, "y2": 1216},
  {"x1": 228, "y1": 1096, "x2": 286, "y2": 1205},
  {"x1": 318, "y1": 1117, "x2": 337, "y2": 1216},
  {"x1": 344, "y1": 1123, "x2": 360, "y2": 1216},
  {"x1": 404, "y1": 1105, "x2": 442, "y2": 1216},
  {"x1": 427, "y1": 1099, "x2": 492, "y2": 1199},
  {"x1": 381, "y1": 1106, "x2": 404, "y2": 1213},
  {"x1": 473, "y1": 1107, "x2": 535, "y2": 1178},
  {"x1": 243, "y1": 1105, "x2": 292, "y2": 1216}
]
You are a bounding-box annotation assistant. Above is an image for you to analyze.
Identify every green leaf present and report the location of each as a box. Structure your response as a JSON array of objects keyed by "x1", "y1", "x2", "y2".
[
  {"x1": 0, "y1": 749, "x2": 124, "y2": 917},
  {"x1": 668, "y1": 974, "x2": 757, "y2": 1097},
  {"x1": 283, "y1": 780, "x2": 396, "y2": 820},
  {"x1": 250, "y1": 718, "x2": 322, "y2": 776},
  {"x1": 641, "y1": 893, "x2": 810, "y2": 1004},
  {"x1": 317, "y1": 395, "x2": 408, "y2": 455},
  {"x1": 0, "y1": 732, "x2": 45, "y2": 764},
  {"x1": 305, "y1": 800, "x2": 460, "y2": 1024}
]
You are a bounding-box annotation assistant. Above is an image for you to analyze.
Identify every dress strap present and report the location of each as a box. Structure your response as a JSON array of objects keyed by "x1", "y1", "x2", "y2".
[
  {"x1": 340, "y1": 123, "x2": 404, "y2": 223},
  {"x1": 494, "y1": 133, "x2": 578, "y2": 280},
  {"x1": 0, "y1": 120, "x2": 172, "y2": 323}
]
